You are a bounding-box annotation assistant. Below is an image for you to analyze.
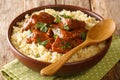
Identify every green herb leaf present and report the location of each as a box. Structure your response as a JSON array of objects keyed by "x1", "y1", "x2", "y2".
[
  {"x1": 35, "y1": 22, "x2": 48, "y2": 32},
  {"x1": 37, "y1": 37, "x2": 41, "y2": 43},
  {"x1": 63, "y1": 25, "x2": 70, "y2": 30},
  {"x1": 35, "y1": 54, "x2": 40, "y2": 58},
  {"x1": 66, "y1": 42, "x2": 72, "y2": 48},
  {"x1": 47, "y1": 24, "x2": 52, "y2": 27},
  {"x1": 38, "y1": 40, "x2": 49, "y2": 46},
  {"x1": 37, "y1": 38, "x2": 49, "y2": 46},
  {"x1": 60, "y1": 46, "x2": 66, "y2": 49},
  {"x1": 61, "y1": 42, "x2": 71, "y2": 49},
  {"x1": 81, "y1": 32, "x2": 87, "y2": 40},
  {"x1": 60, "y1": 14, "x2": 72, "y2": 19},
  {"x1": 54, "y1": 15, "x2": 61, "y2": 23},
  {"x1": 53, "y1": 34, "x2": 58, "y2": 39}
]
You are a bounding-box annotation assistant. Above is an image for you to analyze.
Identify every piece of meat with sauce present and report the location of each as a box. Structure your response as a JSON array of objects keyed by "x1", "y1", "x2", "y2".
[
  {"x1": 27, "y1": 29, "x2": 49, "y2": 43},
  {"x1": 33, "y1": 12, "x2": 55, "y2": 24},
  {"x1": 51, "y1": 19, "x2": 86, "y2": 30},
  {"x1": 67, "y1": 19, "x2": 86, "y2": 30},
  {"x1": 27, "y1": 29, "x2": 55, "y2": 49},
  {"x1": 45, "y1": 37, "x2": 54, "y2": 49},
  {"x1": 22, "y1": 12, "x2": 54, "y2": 31},
  {"x1": 52, "y1": 37, "x2": 72, "y2": 53},
  {"x1": 70, "y1": 37, "x2": 83, "y2": 47},
  {"x1": 61, "y1": 28, "x2": 88, "y2": 40},
  {"x1": 52, "y1": 36, "x2": 83, "y2": 53},
  {"x1": 60, "y1": 18, "x2": 86, "y2": 30},
  {"x1": 23, "y1": 12, "x2": 55, "y2": 48}
]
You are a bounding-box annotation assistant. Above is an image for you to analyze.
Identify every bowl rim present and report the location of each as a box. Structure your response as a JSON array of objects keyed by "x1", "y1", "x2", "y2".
[{"x1": 7, "y1": 4, "x2": 111, "y2": 66}]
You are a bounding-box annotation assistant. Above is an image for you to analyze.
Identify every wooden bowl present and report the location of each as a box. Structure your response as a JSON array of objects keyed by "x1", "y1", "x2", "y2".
[{"x1": 7, "y1": 5, "x2": 112, "y2": 76}]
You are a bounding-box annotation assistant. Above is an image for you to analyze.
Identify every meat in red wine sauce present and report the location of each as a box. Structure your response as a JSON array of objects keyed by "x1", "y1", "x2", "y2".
[{"x1": 22, "y1": 12, "x2": 88, "y2": 54}]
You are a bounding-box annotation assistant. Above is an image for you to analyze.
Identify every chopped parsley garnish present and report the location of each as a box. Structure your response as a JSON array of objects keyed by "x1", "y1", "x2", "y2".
[
  {"x1": 66, "y1": 42, "x2": 72, "y2": 48},
  {"x1": 60, "y1": 14, "x2": 72, "y2": 19},
  {"x1": 60, "y1": 46, "x2": 66, "y2": 49},
  {"x1": 47, "y1": 24, "x2": 52, "y2": 27},
  {"x1": 35, "y1": 54, "x2": 40, "y2": 58},
  {"x1": 37, "y1": 38, "x2": 49, "y2": 46},
  {"x1": 54, "y1": 15, "x2": 61, "y2": 23},
  {"x1": 35, "y1": 22, "x2": 48, "y2": 32},
  {"x1": 53, "y1": 34, "x2": 58, "y2": 39},
  {"x1": 61, "y1": 42, "x2": 72, "y2": 49},
  {"x1": 63, "y1": 25, "x2": 70, "y2": 30},
  {"x1": 81, "y1": 32, "x2": 87, "y2": 40},
  {"x1": 38, "y1": 40, "x2": 49, "y2": 46}
]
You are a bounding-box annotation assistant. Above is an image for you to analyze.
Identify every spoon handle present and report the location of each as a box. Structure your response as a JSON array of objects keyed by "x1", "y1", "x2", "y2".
[{"x1": 40, "y1": 40, "x2": 90, "y2": 76}]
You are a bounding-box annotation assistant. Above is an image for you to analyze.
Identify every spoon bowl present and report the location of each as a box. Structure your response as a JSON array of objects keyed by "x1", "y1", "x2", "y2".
[
  {"x1": 40, "y1": 19, "x2": 115, "y2": 76},
  {"x1": 87, "y1": 19, "x2": 115, "y2": 42}
]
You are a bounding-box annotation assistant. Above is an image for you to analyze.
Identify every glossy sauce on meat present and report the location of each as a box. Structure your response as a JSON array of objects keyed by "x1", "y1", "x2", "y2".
[{"x1": 22, "y1": 12, "x2": 88, "y2": 54}]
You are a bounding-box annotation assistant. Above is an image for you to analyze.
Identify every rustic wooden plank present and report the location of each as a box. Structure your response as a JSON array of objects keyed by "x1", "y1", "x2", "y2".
[
  {"x1": 105, "y1": 0, "x2": 120, "y2": 36},
  {"x1": 56, "y1": 0, "x2": 90, "y2": 10},
  {"x1": 24, "y1": 0, "x2": 55, "y2": 11},
  {"x1": 0, "y1": 0, "x2": 25, "y2": 79},
  {"x1": 90, "y1": 0, "x2": 120, "y2": 36},
  {"x1": 0, "y1": 0, "x2": 24, "y2": 68},
  {"x1": 90, "y1": 0, "x2": 120, "y2": 80},
  {"x1": 101, "y1": 61, "x2": 120, "y2": 80},
  {"x1": 90, "y1": 0, "x2": 110, "y2": 18}
]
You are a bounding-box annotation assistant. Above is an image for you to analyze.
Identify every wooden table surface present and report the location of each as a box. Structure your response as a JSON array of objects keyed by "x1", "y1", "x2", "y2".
[{"x1": 0, "y1": 0, "x2": 120, "y2": 80}]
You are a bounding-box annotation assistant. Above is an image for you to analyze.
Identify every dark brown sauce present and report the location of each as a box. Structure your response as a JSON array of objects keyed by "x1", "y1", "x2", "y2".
[{"x1": 22, "y1": 12, "x2": 88, "y2": 54}]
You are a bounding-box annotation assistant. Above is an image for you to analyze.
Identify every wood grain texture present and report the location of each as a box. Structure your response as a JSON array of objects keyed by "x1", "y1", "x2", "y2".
[
  {"x1": 0, "y1": 0, "x2": 25, "y2": 79},
  {"x1": 102, "y1": 61, "x2": 120, "y2": 80},
  {"x1": 24, "y1": 0, "x2": 55, "y2": 11},
  {"x1": 90, "y1": 0, "x2": 110, "y2": 18},
  {"x1": 105, "y1": 0, "x2": 120, "y2": 36},
  {"x1": 90, "y1": 0, "x2": 120, "y2": 36},
  {"x1": 0, "y1": 0, "x2": 25, "y2": 69},
  {"x1": 56, "y1": 0, "x2": 90, "y2": 9}
]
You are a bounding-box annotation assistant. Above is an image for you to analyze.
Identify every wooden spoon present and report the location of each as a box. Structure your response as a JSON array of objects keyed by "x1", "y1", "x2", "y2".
[{"x1": 40, "y1": 19, "x2": 115, "y2": 76}]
